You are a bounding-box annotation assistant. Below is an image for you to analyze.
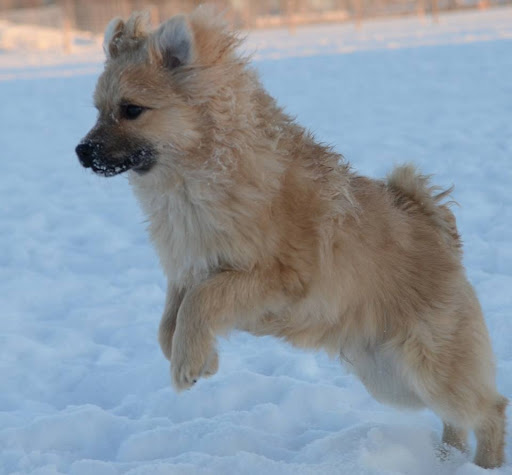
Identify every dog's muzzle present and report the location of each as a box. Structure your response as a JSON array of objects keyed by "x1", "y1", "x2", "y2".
[{"x1": 75, "y1": 140, "x2": 155, "y2": 177}]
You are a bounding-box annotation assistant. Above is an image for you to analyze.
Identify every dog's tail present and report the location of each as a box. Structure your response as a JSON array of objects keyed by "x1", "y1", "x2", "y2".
[{"x1": 387, "y1": 164, "x2": 462, "y2": 256}]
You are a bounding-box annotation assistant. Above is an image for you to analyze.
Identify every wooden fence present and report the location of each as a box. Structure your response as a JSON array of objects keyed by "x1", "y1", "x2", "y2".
[{"x1": 0, "y1": 0, "x2": 509, "y2": 52}]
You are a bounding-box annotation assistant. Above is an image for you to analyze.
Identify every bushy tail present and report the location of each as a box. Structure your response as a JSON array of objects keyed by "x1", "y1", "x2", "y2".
[{"x1": 387, "y1": 164, "x2": 461, "y2": 255}]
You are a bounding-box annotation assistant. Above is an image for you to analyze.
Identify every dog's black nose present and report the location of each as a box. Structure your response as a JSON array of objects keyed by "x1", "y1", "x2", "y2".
[{"x1": 75, "y1": 142, "x2": 95, "y2": 168}]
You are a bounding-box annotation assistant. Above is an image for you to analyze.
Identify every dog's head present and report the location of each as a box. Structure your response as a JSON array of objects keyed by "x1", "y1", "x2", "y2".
[{"x1": 76, "y1": 9, "x2": 242, "y2": 178}]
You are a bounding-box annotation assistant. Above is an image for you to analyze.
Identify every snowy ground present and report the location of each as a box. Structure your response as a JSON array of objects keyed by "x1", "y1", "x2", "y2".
[{"x1": 1, "y1": 7, "x2": 512, "y2": 475}]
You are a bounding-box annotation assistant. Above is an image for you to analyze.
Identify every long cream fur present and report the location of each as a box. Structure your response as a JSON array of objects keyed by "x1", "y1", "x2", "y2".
[{"x1": 84, "y1": 7, "x2": 507, "y2": 468}]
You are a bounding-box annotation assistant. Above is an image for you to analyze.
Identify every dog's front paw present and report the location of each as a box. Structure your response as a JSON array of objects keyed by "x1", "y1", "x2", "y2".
[
  {"x1": 203, "y1": 349, "x2": 219, "y2": 378},
  {"x1": 170, "y1": 331, "x2": 217, "y2": 391}
]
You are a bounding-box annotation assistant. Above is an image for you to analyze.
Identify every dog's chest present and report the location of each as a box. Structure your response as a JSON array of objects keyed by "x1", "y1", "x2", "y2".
[
  {"x1": 135, "y1": 186, "x2": 224, "y2": 280},
  {"x1": 160, "y1": 200, "x2": 221, "y2": 279}
]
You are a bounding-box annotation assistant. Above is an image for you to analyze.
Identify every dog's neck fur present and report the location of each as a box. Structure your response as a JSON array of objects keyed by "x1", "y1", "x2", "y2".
[
  {"x1": 129, "y1": 163, "x2": 276, "y2": 284},
  {"x1": 128, "y1": 90, "x2": 288, "y2": 284}
]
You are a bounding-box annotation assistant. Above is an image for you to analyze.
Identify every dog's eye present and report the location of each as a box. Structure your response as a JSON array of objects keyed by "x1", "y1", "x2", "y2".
[{"x1": 120, "y1": 104, "x2": 145, "y2": 120}]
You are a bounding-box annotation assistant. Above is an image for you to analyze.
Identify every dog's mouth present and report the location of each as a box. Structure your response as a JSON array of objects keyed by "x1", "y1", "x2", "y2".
[
  {"x1": 90, "y1": 151, "x2": 155, "y2": 177},
  {"x1": 76, "y1": 141, "x2": 156, "y2": 177}
]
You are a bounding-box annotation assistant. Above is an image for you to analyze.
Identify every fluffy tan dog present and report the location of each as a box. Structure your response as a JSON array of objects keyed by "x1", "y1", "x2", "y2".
[{"x1": 76, "y1": 7, "x2": 506, "y2": 468}]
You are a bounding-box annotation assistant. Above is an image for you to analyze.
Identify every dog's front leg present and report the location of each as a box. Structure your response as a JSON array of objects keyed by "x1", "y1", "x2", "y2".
[
  {"x1": 158, "y1": 283, "x2": 186, "y2": 361},
  {"x1": 170, "y1": 264, "x2": 304, "y2": 391}
]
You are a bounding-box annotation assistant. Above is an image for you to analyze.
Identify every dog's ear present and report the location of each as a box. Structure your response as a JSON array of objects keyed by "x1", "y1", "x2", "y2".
[
  {"x1": 103, "y1": 17, "x2": 125, "y2": 59},
  {"x1": 104, "y1": 12, "x2": 151, "y2": 59},
  {"x1": 149, "y1": 15, "x2": 194, "y2": 70}
]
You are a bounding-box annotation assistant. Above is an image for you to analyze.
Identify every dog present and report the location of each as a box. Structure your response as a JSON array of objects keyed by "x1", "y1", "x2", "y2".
[{"x1": 76, "y1": 7, "x2": 506, "y2": 468}]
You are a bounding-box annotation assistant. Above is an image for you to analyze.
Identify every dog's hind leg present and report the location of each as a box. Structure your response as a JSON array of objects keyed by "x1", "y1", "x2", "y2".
[
  {"x1": 412, "y1": 360, "x2": 506, "y2": 468},
  {"x1": 399, "y1": 301, "x2": 507, "y2": 467},
  {"x1": 473, "y1": 395, "x2": 507, "y2": 469},
  {"x1": 442, "y1": 422, "x2": 468, "y2": 454},
  {"x1": 412, "y1": 352, "x2": 507, "y2": 468}
]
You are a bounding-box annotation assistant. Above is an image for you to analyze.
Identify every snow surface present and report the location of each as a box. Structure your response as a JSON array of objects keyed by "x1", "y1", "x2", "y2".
[{"x1": 1, "y1": 7, "x2": 512, "y2": 475}]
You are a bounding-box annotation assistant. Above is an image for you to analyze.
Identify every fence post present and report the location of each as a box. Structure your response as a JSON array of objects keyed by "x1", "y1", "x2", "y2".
[
  {"x1": 431, "y1": 0, "x2": 439, "y2": 22},
  {"x1": 353, "y1": 0, "x2": 363, "y2": 28},
  {"x1": 61, "y1": 0, "x2": 75, "y2": 54},
  {"x1": 417, "y1": 0, "x2": 425, "y2": 19},
  {"x1": 286, "y1": 0, "x2": 297, "y2": 34},
  {"x1": 148, "y1": 4, "x2": 159, "y2": 26}
]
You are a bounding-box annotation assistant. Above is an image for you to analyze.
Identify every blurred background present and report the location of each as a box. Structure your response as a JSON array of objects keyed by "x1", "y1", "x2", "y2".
[{"x1": 1, "y1": 0, "x2": 511, "y2": 53}]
